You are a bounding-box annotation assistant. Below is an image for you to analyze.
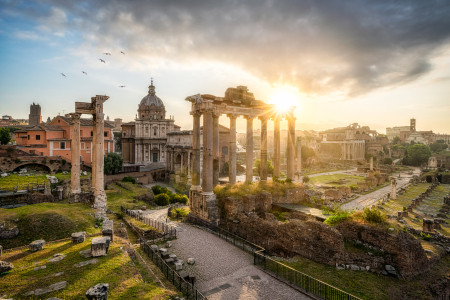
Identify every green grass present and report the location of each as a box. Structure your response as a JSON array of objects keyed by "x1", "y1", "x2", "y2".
[
  {"x1": 55, "y1": 172, "x2": 91, "y2": 181},
  {"x1": 0, "y1": 174, "x2": 47, "y2": 189},
  {"x1": 271, "y1": 254, "x2": 450, "y2": 300},
  {"x1": 0, "y1": 237, "x2": 174, "y2": 299},
  {"x1": 308, "y1": 174, "x2": 365, "y2": 187},
  {"x1": 106, "y1": 183, "x2": 153, "y2": 213},
  {"x1": 302, "y1": 168, "x2": 344, "y2": 176},
  {"x1": 213, "y1": 180, "x2": 301, "y2": 199}
]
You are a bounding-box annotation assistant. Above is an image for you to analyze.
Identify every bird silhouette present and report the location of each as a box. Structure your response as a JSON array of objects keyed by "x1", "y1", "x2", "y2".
[
  {"x1": 60, "y1": 73, "x2": 66, "y2": 77},
  {"x1": 99, "y1": 59, "x2": 105, "y2": 63},
  {"x1": 103, "y1": 53, "x2": 111, "y2": 56},
  {"x1": 82, "y1": 71, "x2": 87, "y2": 75},
  {"x1": 119, "y1": 86, "x2": 126, "y2": 88},
  {"x1": 121, "y1": 51, "x2": 125, "y2": 55}
]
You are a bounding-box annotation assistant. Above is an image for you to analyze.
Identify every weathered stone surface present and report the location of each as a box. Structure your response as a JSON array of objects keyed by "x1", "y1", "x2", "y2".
[
  {"x1": 175, "y1": 262, "x2": 182, "y2": 270},
  {"x1": 102, "y1": 220, "x2": 114, "y2": 242},
  {"x1": 33, "y1": 281, "x2": 67, "y2": 296},
  {"x1": 187, "y1": 258, "x2": 195, "y2": 265},
  {"x1": 86, "y1": 283, "x2": 109, "y2": 300},
  {"x1": 430, "y1": 276, "x2": 450, "y2": 300},
  {"x1": 0, "y1": 260, "x2": 13, "y2": 273},
  {"x1": 0, "y1": 226, "x2": 19, "y2": 239},
  {"x1": 74, "y1": 258, "x2": 99, "y2": 268},
  {"x1": 423, "y1": 218, "x2": 434, "y2": 232},
  {"x1": 29, "y1": 240, "x2": 46, "y2": 252},
  {"x1": 72, "y1": 231, "x2": 86, "y2": 243},
  {"x1": 48, "y1": 254, "x2": 67, "y2": 263},
  {"x1": 91, "y1": 237, "x2": 110, "y2": 257},
  {"x1": 34, "y1": 265, "x2": 47, "y2": 271}
]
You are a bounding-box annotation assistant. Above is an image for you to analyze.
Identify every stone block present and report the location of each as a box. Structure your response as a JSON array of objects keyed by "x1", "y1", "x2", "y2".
[
  {"x1": 175, "y1": 262, "x2": 182, "y2": 270},
  {"x1": 141, "y1": 205, "x2": 146, "y2": 211},
  {"x1": 0, "y1": 260, "x2": 13, "y2": 273},
  {"x1": 72, "y1": 231, "x2": 86, "y2": 243},
  {"x1": 102, "y1": 220, "x2": 114, "y2": 242},
  {"x1": 178, "y1": 271, "x2": 189, "y2": 280},
  {"x1": 187, "y1": 258, "x2": 195, "y2": 265},
  {"x1": 165, "y1": 258, "x2": 174, "y2": 265},
  {"x1": 423, "y1": 218, "x2": 434, "y2": 232},
  {"x1": 350, "y1": 264, "x2": 360, "y2": 271},
  {"x1": 159, "y1": 248, "x2": 167, "y2": 254},
  {"x1": 150, "y1": 245, "x2": 159, "y2": 252},
  {"x1": 91, "y1": 237, "x2": 111, "y2": 257},
  {"x1": 385, "y1": 265, "x2": 395, "y2": 271},
  {"x1": 169, "y1": 254, "x2": 177, "y2": 261},
  {"x1": 86, "y1": 283, "x2": 109, "y2": 300},
  {"x1": 161, "y1": 253, "x2": 170, "y2": 259},
  {"x1": 48, "y1": 253, "x2": 67, "y2": 263},
  {"x1": 166, "y1": 241, "x2": 172, "y2": 248},
  {"x1": 29, "y1": 240, "x2": 46, "y2": 252}
]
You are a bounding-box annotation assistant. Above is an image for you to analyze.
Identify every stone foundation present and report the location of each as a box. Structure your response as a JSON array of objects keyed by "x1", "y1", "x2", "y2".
[
  {"x1": 69, "y1": 192, "x2": 94, "y2": 204},
  {"x1": 189, "y1": 189, "x2": 219, "y2": 224}
]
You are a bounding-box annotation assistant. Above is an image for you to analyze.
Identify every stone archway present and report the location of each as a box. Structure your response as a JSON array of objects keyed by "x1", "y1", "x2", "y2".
[{"x1": 13, "y1": 163, "x2": 51, "y2": 173}]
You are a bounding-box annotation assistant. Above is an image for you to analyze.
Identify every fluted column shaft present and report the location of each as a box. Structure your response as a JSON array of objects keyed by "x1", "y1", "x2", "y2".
[
  {"x1": 70, "y1": 113, "x2": 81, "y2": 194},
  {"x1": 94, "y1": 112, "x2": 105, "y2": 196},
  {"x1": 202, "y1": 111, "x2": 213, "y2": 193},
  {"x1": 260, "y1": 117, "x2": 268, "y2": 181},
  {"x1": 191, "y1": 112, "x2": 202, "y2": 189},
  {"x1": 91, "y1": 115, "x2": 97, "y2": 191},
  {"x1": 287, "y1": 113, "x2": 295, "y2": 180},
  {"x1": 274, "y1": 118, "x2": 281, "y2": 177},
  {"x1": 212, "y1": 113, "x2": 220, "y2": 187},
  {"x1": 245, "y1": 116, "x2": 254, "y2": 183},
  {"x1": 228, "y1": 115, "x2": 237, "y2": 184}
]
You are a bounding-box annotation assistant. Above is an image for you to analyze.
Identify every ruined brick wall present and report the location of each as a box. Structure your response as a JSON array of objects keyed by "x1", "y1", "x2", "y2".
[
  {"x1": 335, "y1": 222, "x2": 429, "y2": 278},
  {"x1": 28, "y1": 193, "x2": 56, "y2": 204}
]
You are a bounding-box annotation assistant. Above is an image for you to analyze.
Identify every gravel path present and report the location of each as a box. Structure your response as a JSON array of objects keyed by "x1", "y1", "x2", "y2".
[
  {"x1": 143, "y1": 208, "x2": 311, "y2": 300},
  {"x1": 341, "y1": 167, "x2": 421, "y2": 211}
]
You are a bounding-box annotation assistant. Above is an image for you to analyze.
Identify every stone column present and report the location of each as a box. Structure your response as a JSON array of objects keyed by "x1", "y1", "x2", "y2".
[
  {"x1": 287, "y1": 112, "x2": 296, "y2": 180},
  {"x1": 202, "y1": 110, "x2": 213, "y2": 193},
  {"x1": 91, "y1": 115, "x2": 97, "y2": 192},
  {"x1": 391, "y1": 178, "x2": 397, "y2": 199},
  {"x1": 370, "y1": 156, "x2": 373, "y2": 171},
  {"x1": 343, "y1": 142, "x2": 346, "y2": 160},
  {"x1": 181, "y1": 151, "x2": 184, "y2": 175},
  {"x1": 212, "y1": 112, "x2": 220, "y2": 187},
  {"x1": 228, "y1": 114, "x2": 237, "y2": 184},
  {"x1": 260, "y1": 116, "x2": 268, "y2": 181},
  {"x1": 92, "y1": 112, "x2": 107, "y2": 219},
  {"x1": 245, "y1": 116, "x2": 254, "y2": 183},
  {"x1": 191, "y1": 112, "x2": 202, "y2": 190},
  {"x1": 187, "y1": 150, "x2": 192, "y2": 185},
  {"x1": 274, "y1": 118, "x2": 281, "y2": 177},
  {"x1": 297, "y1": 136, "x2": 302, "y2": 175},
  {"x1": 70, "y1": 113, "x2": 82, "y2": 194}
]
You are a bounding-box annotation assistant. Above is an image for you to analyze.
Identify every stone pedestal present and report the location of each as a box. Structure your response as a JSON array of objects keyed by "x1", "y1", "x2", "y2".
[
  {"x1": 423, "y1": 219, "x2": 434, "y2": 232},
  {"x1": 102, "y1": 220, "x2": 114, "y2": 242},
  {"x1": 29, "y1": 240, "x2": 46, "y2": 252},
  {"x1": 86, "y1": 283, "x2": 109, "y2": 300},
  {"x1": 72, "y1": 232, "x2": 86, "y2": 243},
  {"x1": 91, "y1": 237, "x2": 111, "y2": 257}
]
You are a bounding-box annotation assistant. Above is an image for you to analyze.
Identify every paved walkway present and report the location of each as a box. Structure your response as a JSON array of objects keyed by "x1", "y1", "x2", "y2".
[
  {"x1": 141, "y1": 208, "x2": 311, "y2": 300},
  {"x1": 341, "y1": 167, "x2": 421, "y2": 211}
]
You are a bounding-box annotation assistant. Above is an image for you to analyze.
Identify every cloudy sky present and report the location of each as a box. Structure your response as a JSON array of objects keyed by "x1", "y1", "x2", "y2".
[{"x1": 1, "y1": 0, "x2": 450, "y2": 133}]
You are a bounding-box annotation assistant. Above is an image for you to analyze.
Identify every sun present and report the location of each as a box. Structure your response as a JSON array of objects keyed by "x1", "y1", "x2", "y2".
[{"x1": 269, "y1": 88, "x2": 299, "y2": 113}]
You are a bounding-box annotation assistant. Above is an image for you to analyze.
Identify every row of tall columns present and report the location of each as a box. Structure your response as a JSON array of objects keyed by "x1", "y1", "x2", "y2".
[{"x1": 342, "y1": 141, "x2": 365, "y2": 160}]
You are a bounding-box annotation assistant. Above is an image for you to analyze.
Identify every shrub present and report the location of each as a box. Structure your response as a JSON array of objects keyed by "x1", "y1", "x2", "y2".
[
  {"x1": 122, "y1": 176, "x2": 136, "y2": 184},
  {"x1": 171, "y1": 194, "x2": 181, "y2": 204},
  {"x1": 362, "y1": 207, "x2": 386, "y2": 223},
  {"x1": 61, "y1": 159, "x2": 66, "y2": 166},
  {"x1": 116, "y1": 211, "x2": 125, "y2": 219},
  {"x1": 151, "y1": 185, "x2": 162, "y2": 195},
  {"x1": 302, "y1": 175, "x2": 310, "y2": 183},
  {"x1": 402, "y1": 206, "x2": 406, "y2": 211},
  {"x1": 178, "y1": 195, "x2": 189, "y2": 204},
  {"x1": 269, "y1": 210, "x2": 286, "y2": 222},
  {"x1": 420, "y1": 232, "x2": 432, "y2": 241},
  {"x1": 173, "y1": 207, "x2": 189, "y2": 218},
  {"x1": 324, "y1": 209, "x2": 351, "y2": 226},
  {"x1": 154, "y1": 193, "x2": 170, "y2": 206}
]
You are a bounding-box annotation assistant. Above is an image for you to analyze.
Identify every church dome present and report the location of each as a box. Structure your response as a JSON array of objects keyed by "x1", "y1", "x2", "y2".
[{"x1": 139, "y1": 81, "x2": 164, "y2": 107}]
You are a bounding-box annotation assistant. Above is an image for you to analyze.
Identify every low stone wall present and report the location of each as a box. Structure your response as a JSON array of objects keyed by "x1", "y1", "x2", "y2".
[
  {"x1": 69, "y1": 192, "x2": 93, "y2": 204},
  {"x1": 105, "y1": 170, "x2": 161, "y2": 185},
  {"x1": 335, "y1": 222, "x2": 429, "y2": 279},
  {"x1": 28, "y1": 193, "x2": 56, "y2": 204}
]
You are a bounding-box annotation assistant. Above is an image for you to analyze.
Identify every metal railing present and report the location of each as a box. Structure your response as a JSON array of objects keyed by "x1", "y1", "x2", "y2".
[
  {"x1": 185, "y1": 214, "x2": 362, "y2": 300},
  {"x1": 140, "y1": 239, "x2": 207, "y2": 300}
]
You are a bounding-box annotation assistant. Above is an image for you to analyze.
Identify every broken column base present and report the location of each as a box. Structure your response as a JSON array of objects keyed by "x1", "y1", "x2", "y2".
[{"x1": 189, "y1": 189, "x2": 220, "y2": 225}]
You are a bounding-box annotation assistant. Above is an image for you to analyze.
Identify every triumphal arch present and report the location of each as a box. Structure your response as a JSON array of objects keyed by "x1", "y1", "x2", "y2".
[{"x1": 185, "y1": 86, "x2": 296, "y2": 224}]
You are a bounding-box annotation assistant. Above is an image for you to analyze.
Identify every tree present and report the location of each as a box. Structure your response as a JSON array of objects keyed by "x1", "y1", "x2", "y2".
[
  {"x1": 406, "y1": 144, "x2": 431, "y2": 166},
  {"x1": 430, "y1": 142, "x2": 448, "y2": 152},
  {"x1": 392, "y1": 136, "x2": 401, "y2": 145},
  {"x1": 0, "y1": 128, "x2": 11, "y2": 145},
  {"x1": 383, "y1": 157, "x2": 393, "y2": 165},
  {"x1": 392, "y1": 145, "x2": 399, "y2": 151},
  {"x1": 104, "y1": 152, "x2": 123, "y2": 175},
  {"x1": 301, "y1": 145, "x2": 315, "y2": 161},
  {"x1": 254, "y1": 159, "x2": 274, "y2": 176}
]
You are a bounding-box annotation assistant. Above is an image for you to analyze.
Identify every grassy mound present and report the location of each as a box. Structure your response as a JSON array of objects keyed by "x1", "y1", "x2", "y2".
[{"x1": 213, "y1": 180, "x2": 301, "y2": 199}]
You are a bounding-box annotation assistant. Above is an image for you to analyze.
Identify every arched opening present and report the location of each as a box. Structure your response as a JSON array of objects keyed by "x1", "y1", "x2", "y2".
[{"x1": 13, "y1": 163, "x2": 51, "y2": 173}]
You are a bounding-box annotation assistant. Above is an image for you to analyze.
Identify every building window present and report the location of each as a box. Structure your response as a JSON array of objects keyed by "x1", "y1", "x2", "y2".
[
  {"x1": 91, "y1": 131, "x2": 93, "y2": 137},
  {"x1": 154, "y1": 128, "x2": 157, "y2": 136},
  {"x1": 36, "y1": 135, "x2": 40, "y2": 140},
  {"x1": 222, "y1": 146, "x2": 228, "y2": 155},
  {"x1": 60, "y1": 142, "x2": 65, "y2": 149},
  {"x1": 81, "y1": 142, "x2": 85, "y2": 149},
  {"x1": 27, "y1": 135, "x2": 30, "y2": 140},
  {"x1": 123, "y1": 132, "x2": 126, "y2": 137},
  {"x1": 80, "y1": 130, "x2": 83, "y2": 135},
  {"x1": 104, "y1": 131, "x2": 107, "y2": 137}
]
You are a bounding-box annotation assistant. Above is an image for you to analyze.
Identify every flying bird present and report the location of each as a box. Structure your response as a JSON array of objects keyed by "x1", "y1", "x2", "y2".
[
  {"x1": 103, "y1": 53, "x2": 111, "y2": 56},
  {"x1": 60, "y1": 73, "x2": 66, "y2": 77},
  {"x1": 82, "y1": 71, "x2": 87, "y2": 75},
  {"x1": 119, "y1": 86, "x2": 126, "y2": 88},
  {"x1": 99, "y1": 59, "x2": 105, "y2": 63},
  {"x1": 121, "y1": 51, "x2": 125, "y2": 55}
]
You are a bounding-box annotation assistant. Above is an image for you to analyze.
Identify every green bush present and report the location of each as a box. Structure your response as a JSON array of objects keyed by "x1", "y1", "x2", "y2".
[
  {"x1": 151, "y1": 185, "x2": 162, "y2": 195},
  {"x1": 161, "y1": 187, "x2": 171, "y2": 194},
  {"x1": 420, "y1": 232, "x2": 432, "y2": 241},
  {"x1": 173, "y1": 207, "x2": 190, "y2": 218},
  {"x1": 116, "y1": 211, "x2": 125, "y2": 219},
  {"x1": 302, "y1": 175, "x2": 310, "y2": 183},
  {"x1": 154, "y1": 193, "x2": 170, "y2": 206},
  {"x1": 324, "y1": 209, "x2": 351, "y2": 226},
  {"x1": 122, "y1": 176, "x2": 136, "y2": 184},
  {"x1": 178, "y1": 195, "x2": 189, "y2": 204},
  {"x1": 269, "y1": 210, "x2": 286, "y2": 222},
  {"x1": 362, "y1": 207, "x2": 386, "y2": 223},
  {"x1": 171, "y1": 194, "x2": 181, "y2": 204}
]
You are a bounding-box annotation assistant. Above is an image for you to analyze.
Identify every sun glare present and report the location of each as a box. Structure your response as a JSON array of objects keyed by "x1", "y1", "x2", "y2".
[{"x1": 269, "y1": 88, "x2": 299, "y2": 113}]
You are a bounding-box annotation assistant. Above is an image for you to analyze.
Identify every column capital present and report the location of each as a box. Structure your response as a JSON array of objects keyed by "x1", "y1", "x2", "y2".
[
  {"x1": 212, "y1": 111, "x2": 221, "y2": 118},
  {"x1": 69, "y1": 113, "x2": 82, "y2": 121},
  {"x1": 244, "y1": 115, "x2": 254, "y2": 120},
  {"x1": 227, "y1": 113, "x2": 239, "y2": 119},
  {"x1": 258, "y1": 115, "x2": 270, "y2": 122},
  {"x1": 190, "y1": 111, "x2": 203, "y2": 117}
]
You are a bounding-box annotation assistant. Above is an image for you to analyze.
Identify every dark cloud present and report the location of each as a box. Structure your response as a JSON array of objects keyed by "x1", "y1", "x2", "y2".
[{"x1": 4, "y1": 0, "x2": 450, "y2": 98}]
